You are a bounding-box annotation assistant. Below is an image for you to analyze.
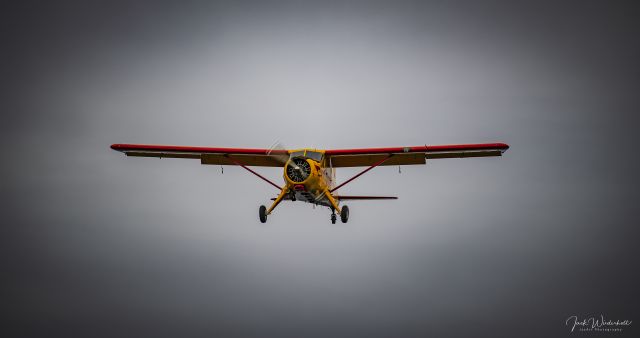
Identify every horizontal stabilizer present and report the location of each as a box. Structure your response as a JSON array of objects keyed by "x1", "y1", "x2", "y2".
[
  {"x1": 270, "y1": 195, "x2": 397, "y2": 201},
  {"x1": 335, "y1": 195, "x2": 398, "y2": 200}
]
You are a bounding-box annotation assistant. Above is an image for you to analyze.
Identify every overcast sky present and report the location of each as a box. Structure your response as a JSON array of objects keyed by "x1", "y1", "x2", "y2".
[{"x1": 2, "y1": 1, "x2": 639, "y2": 337}]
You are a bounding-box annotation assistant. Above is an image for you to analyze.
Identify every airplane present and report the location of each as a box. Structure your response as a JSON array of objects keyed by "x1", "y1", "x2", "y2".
[{"x1": 110, "y1": 142, "x2": 509, "y2": 223}]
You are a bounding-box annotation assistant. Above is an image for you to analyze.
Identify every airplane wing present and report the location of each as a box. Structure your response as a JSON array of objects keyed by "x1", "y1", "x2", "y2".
[
  {"x1": 110, "y1": 144, "x2": 287, "y2": 167},
  {"x1": 325, "y1": 143, "x2": 509, "y2": 167}
]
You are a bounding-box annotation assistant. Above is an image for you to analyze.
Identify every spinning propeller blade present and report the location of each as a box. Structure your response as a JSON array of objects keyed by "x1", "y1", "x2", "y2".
[{"x1": 266, "y1": 140, "x2": 290, "y2": 166}]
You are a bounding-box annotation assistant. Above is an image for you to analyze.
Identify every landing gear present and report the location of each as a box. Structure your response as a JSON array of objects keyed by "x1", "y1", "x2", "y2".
[
  {"x1": 330, "y1": 208, "x2": 337, "y2": 224},
  {"x1": 340, "y1": 205, "x2": 349, "y2": 223},
  {"x1": 259, "y1": 205, "x2": 267, "y2": 223}
]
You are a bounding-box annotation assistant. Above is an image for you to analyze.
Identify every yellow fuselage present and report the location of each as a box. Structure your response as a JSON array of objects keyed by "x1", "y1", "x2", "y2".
[{"x1": 281, "y1": 150, "x2": 336, "y2": 206}]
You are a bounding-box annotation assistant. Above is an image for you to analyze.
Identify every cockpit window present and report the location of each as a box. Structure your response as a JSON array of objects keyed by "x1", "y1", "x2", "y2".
[
  {"x1": 289, "y1": 150, "x2": 323, "y2": 162},
  {"x1": 305, "y1": 151, "x2": 323, "y2": 162}
]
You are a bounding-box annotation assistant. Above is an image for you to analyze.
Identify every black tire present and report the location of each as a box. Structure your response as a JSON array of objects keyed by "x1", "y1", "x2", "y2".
[
  {"x1": 259, "y1": 205, "x2": 267, "y2": 223},
  {"x1": 340, "y1": 205, "x2": 349, "y2": 223},
  {"x1": 331, "y1": 213, "x2": 337, "y2": 224}
]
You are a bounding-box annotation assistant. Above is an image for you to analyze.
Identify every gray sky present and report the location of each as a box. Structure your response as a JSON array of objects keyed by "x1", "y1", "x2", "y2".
[{"x1": 2, "y1": 1, "x2": 639, "y2": 337}]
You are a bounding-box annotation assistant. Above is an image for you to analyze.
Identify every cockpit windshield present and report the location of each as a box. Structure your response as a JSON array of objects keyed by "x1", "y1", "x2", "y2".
[
  {"x1": 305, "y1": 151, "x2": 323, "y2": 162},
  {"x1": 290, "y1": 151, "x2": 305, "y2": 158},
  {"x1": 289, "y1": 150, "x2": 323, "y2": 162}
]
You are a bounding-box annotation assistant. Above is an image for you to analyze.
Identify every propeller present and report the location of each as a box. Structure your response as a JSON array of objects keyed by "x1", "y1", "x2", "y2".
[
  {"x1": 266, "y1": 140, "x2": 310, "y2": 182},
  {"x1": 266, "y1": 140, "x2": 290, "y2": 167}
]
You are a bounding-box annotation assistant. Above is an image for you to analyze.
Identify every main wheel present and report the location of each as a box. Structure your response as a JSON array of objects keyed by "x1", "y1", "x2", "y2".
[
  {"x1": 331, "y1": 213, "x2": 337, "y2": 224},
  {"x1": 259, "y1": 205, "x2": 267, "y2": 223},
  {"x1": 340, "y1": 205, "x2": 349, "y2": 223}
]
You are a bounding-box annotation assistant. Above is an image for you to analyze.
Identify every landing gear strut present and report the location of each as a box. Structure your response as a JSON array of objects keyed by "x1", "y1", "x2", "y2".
[{"x1": 259, "y1": 205, "x2": 267, "y2": 223}]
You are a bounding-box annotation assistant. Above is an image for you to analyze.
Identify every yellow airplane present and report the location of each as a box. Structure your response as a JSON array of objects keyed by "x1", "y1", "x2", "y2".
[{"x1": 111, "y1": 142, "x2": 509, "y2": 223}]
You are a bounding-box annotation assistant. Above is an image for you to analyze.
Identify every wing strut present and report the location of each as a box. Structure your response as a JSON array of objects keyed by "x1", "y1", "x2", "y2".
[
  {"x1": 224, "y1": 155, "x2": 282, "y2": 191},
  {"x1": 330, "y1": 154, "x2": 394, "y2": 193}
]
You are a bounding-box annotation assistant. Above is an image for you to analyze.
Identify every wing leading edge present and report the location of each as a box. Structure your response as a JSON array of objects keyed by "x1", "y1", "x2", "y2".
[
  {"x1": 111, "y1": 142, "x2": 509, "y2": 168},
  {"x1": 325, "y1": 143, "x2": 509, "y2": 167},
  {"x1": 110, "y1": 144, "x2": 287, "y2": 167}
]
